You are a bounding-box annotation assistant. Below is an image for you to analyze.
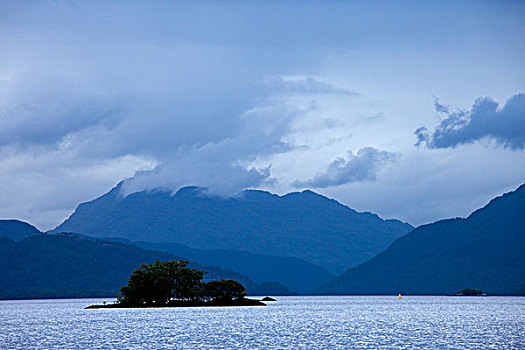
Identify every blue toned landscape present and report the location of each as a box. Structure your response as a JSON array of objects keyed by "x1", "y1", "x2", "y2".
[
  {"x1": 1, "y1": 0, "x2": 524, "y2": 348},
  {"x1": 2, "y1": 296, "x2": 524, "y2": 349}
]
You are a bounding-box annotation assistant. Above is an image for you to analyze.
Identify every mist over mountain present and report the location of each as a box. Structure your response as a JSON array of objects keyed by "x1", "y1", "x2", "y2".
[
  {"x1": 0, "y1": 232, "x2": 294, "y2": 299},
  {"x1": 52, "y1": 183, "x2": 413, "y2": 274},
  {"x1": 320, "y1": 183, "x2": 525, "y2": 295}
]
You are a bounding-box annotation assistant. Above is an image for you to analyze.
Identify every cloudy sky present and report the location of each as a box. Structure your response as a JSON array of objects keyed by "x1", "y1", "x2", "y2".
[{"x1": 1, "y1": 0, "x2": 524, "y2": 230}]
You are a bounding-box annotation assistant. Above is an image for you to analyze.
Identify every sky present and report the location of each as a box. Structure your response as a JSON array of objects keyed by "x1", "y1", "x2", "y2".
[{"x1": 1, "y1": 0, "x2": 524, "y2": 230}]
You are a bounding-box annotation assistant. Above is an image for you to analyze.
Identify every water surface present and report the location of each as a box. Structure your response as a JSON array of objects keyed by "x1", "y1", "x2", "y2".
[{"x1": 1, "y1": 296, "x2": 524, "y2": 349}]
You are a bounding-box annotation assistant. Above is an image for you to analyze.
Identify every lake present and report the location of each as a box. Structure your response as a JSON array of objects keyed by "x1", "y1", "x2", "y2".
[{"x1": 1, "y1": 296, "x2": 524, "y2": 349}]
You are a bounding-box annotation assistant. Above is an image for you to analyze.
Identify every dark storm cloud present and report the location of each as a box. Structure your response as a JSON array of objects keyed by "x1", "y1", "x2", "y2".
[
  {"x1": 415, "y1": 93, "x2": 525, "y2": 150},
  {"x1": 291, "y1": 147, "x2": 399, "y2": 188}
]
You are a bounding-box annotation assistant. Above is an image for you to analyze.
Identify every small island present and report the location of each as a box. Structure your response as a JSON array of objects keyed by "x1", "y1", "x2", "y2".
[
  {"x1": 86, "y1": 260, "x2": 265, "y2": 309},
  {"x1": 450, "y1": 288, "x2": 487, "y2": 296},
  {"x1": 261, "y1": 296, "x2": 277, "y2": 302}
]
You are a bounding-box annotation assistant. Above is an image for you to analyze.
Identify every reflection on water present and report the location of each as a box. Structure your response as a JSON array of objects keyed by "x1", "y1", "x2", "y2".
[{"x1": 1, "y1": 296, "x2": 524, "y2": 349}]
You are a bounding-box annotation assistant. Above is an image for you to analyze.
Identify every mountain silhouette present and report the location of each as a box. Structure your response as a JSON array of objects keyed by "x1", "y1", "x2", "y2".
[
  {"x1": 120, "y1": 240, "x2": 335, "y2": 294},
  {"x1": 51, "y1": 183, "x2": 413, "y2": 274},
  {"x1": 320, "y1": 183, "x2": 525, "y2": 295},
  {"x1": 0, "y1": 220, "x2": 42, "y2": 241},
  {"x1": 0, "y1": 232, "x2": 294, "y2": 299}
]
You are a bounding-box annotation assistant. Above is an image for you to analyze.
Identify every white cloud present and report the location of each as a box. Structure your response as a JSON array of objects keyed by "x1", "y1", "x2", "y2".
[{"x1": 292, "y1": 147, "x2": 399, "y2": 188}]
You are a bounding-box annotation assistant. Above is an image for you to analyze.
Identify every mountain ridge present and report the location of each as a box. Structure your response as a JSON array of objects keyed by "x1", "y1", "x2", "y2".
[
  {"x1": 113, "y1": 239, "x2": 335, "y2": 294},
  {"x1": 51, "y1": 183, "x2": 413, "y2": 273},
  {"x1": 0, "y1": 232, "x2": 295, "y2": 299},
  {"x1": 319, "y1": 183, "x2": 525, "y2": 295},
  {"x1": 0, "y1": 220, "x2": 42, "y2": 241}
]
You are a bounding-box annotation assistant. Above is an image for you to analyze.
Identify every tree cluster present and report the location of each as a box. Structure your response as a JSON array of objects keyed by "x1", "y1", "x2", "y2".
[{"x1": 118, "y1": 260, "x2": 246, "y2": 306}]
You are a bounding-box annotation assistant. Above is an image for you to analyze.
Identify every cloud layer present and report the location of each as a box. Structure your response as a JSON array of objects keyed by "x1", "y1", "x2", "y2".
[
  {"x1": 292, "y1": 147, "x2": 398, "y2": 188},
  {"x1": 415, "y1": 93, "x2": 525, "y2": 150}
]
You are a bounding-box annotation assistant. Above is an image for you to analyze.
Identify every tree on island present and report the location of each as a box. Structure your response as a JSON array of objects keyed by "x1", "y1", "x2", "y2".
[
  {"x1": 117, "y1": 259, "x2": 249, "y2": 306},
  {"x1": 203, "y1": 280, "x2": 246, "y2": 301}
]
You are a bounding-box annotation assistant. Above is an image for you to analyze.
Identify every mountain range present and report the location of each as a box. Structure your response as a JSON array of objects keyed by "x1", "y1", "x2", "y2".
[
  {"x1": 51, "y1": 184, "x2": 413, "y2": 274},
  {"x1": 3, "y1": 182, "x2": 524, "y2": 298},
  {"x1": 320, "y1": 183, "x2": 525, "y2": 295},
  {"x1": 117, "y1": 240, "x2": 335, "y2": 294},
  {"x1": 0, "y1": 229, "x2": 294, "y2": 299}
]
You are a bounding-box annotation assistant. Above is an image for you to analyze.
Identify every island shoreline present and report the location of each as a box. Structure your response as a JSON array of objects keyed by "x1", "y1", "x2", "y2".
[{"x1": 85, "y1": 297, "x2": 266, "y2": 309}]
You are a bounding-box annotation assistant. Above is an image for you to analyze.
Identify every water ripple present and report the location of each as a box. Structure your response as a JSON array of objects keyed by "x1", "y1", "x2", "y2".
[{"x1": 1, "y1": 296, "x2": 524, "y2": 349}]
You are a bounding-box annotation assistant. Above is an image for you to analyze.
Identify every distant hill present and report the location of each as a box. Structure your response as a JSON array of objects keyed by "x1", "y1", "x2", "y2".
[
  {"x1": 121, "y1": 240, "x2": 335, "y2": 294},
  {"x1": 0, "y1": 233, "x2": 294, "y2": 300},
  {"x1": 51, "y1": 184, "x2": 413, "y2": 273},
  {"x1": 320, "y1": 183, "x2": 525, "y2": 295},
  {"x1": 0, "y1": 220, "x2": 41, "y2": 241}
]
